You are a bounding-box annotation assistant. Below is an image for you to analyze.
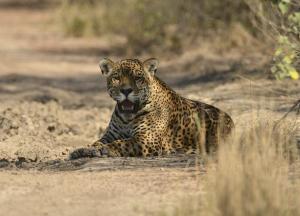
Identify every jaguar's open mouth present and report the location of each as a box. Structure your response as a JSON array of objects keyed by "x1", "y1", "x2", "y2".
[{"x1": 118, "y1": 99, "x2": 138, "y2": 113}]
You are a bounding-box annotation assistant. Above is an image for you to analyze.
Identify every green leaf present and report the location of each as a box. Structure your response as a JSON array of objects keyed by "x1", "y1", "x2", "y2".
[
  {"x1": 271, "y1": 66, "x2": 278, "y2": 74},
  {"x1": 278, "y1": 35, "x2": 289, "y2": 45},
  {"x1": 278, "y1": 2, "x2": 289, "y2": 15},
  {"x1": 283, "y1": 56, "x2": 292, "y2": 64},
  {"x1": 289, "y1": 12, "x2": 300, "y2": 27},
  {"x1": 277, "y1": 63, "x2": 286, "y2": 72},
  {"x1": 275, "y1": 48, "x2": 283, "y2": 56},
  {"x1": 289, "y1": 68, "x2": 299, "y2": 80},
  {"x1": 294, "y1": 12, "x2": 300, "y2": 21}
]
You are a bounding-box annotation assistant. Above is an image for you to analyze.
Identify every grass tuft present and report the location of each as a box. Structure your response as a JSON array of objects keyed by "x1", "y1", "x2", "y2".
[{"x1": 160, "y1": 120, "x2": 300, "y2": 216}]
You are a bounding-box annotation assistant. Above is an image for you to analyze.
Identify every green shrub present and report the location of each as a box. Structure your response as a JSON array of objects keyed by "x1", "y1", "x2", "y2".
[
  {"x1": 246, "y1": 0, "x2": 300, "y2": 80},
  {"x1": 271, "y1": 0, "x2": 300, "y2": 80}
]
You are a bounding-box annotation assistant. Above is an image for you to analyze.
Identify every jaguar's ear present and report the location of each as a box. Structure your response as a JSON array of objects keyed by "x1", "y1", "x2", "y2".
[
  {"x1": 143, "y1": 58, "x2": 159, "y2": 76},
  {"x1": 99, "y1": 58, "x2": 114, "y2": 76}
]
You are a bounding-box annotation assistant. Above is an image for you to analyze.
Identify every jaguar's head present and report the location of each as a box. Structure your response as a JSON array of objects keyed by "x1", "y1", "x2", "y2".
[{"x1": 99, "y1": 58, "x2": 158, "y2": 114}]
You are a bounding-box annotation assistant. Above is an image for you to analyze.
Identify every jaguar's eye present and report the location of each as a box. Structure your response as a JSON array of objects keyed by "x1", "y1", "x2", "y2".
[{"x1": 111, "y1": 77, "x2": 119, "y2": 82}]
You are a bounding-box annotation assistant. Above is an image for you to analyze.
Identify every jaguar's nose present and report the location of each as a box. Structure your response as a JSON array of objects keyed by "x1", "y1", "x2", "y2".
[{"x1": 120, "y1": 88, "x2": 133, "y2": 97}]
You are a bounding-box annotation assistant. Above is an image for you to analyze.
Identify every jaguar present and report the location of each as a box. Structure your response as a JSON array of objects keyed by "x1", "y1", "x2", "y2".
[{"x1": 70, "y1": 58, "x2": 234, "y2": 159}]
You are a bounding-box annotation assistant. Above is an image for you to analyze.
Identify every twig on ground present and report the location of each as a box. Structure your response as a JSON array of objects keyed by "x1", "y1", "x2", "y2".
[{"x1": 274, "y1": 99, "x2": 300, "y2": 129}]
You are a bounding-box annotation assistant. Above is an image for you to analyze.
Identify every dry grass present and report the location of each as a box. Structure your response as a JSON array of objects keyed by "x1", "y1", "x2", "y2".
[{"x1": 160, "y1": 119, "x2": 300, "y2": 216}]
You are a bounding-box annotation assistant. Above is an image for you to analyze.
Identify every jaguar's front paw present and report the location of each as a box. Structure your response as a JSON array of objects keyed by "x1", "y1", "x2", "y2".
[{"x1": 69, "y1": 147, "x2": 102, "y2": 160}]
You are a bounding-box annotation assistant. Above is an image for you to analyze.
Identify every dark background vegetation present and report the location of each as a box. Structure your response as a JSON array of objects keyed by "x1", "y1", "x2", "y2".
[
  {"x1": 54, "y1": 0, "x2": 299, "y2": 56},
  {"x1": 49, "y1": 0, "x2": 299, "y2": 79}
]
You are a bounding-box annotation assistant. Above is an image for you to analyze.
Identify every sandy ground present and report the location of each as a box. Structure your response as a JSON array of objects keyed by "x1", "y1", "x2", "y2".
[
  {"x1": 0, "y1": 3, "x2": 299, "y2": 216},
  {"x1": 0, "y1": 168, "x2": 206, "y2": 216}
]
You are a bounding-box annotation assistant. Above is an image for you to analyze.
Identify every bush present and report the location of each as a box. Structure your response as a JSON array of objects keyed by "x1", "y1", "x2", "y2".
[{"x1": 245, "y1": 0, "x2": 300, "y2": 80}]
